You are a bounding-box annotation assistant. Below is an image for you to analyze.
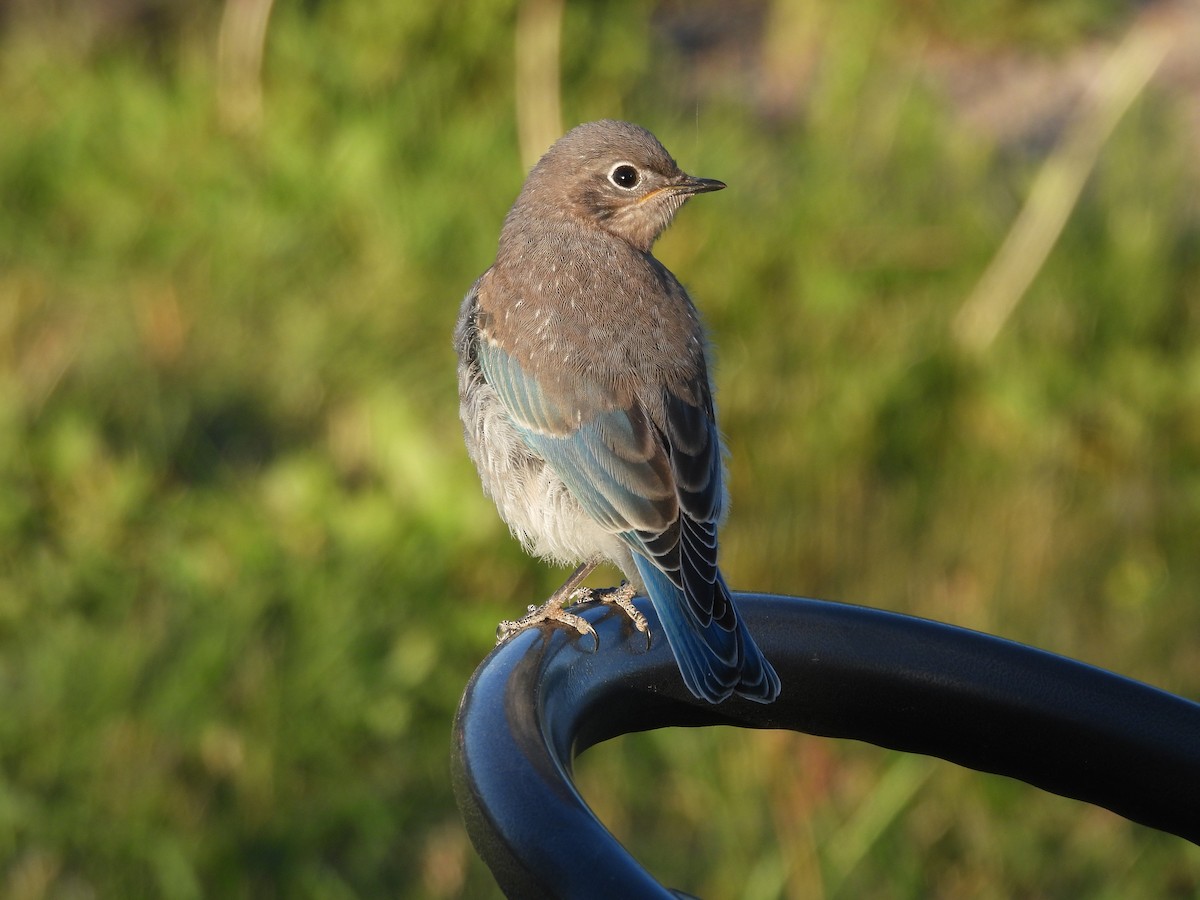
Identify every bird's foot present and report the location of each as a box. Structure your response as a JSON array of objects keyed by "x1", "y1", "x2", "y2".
[
  {"x1": 496, "y1": 585, "x2": 598, "y2": 647},
  {"x1": 494, "y1": 581, "x2": 650, "y2": 650},
  {"x1": 494, "y1": 559, "x2": 650, "y2": 649},
  {"x1": 590, "y1": 582, "x2": 651, "y2": 647}
]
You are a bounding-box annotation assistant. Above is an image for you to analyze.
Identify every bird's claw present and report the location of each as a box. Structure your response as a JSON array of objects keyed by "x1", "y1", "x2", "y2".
[
  {"x1": 592, "y1": 582, "x2": 651, "y2": 648},
  {"x1": 495, "y1": 591, "x2": 599, "y2": 648}
]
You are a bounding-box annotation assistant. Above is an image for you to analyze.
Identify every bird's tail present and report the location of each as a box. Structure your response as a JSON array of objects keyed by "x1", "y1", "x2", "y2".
[{"x1": 633, "y1": 556, "x2": 780, "y2": 704}]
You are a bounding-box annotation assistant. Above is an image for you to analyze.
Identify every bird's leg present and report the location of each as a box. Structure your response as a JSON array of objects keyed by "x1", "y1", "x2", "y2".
[
  {"x1": 496, "y1": 557, "x2": 602, "y2": 645},
  {"x1": 589, "y1": 581, "x2": 651, "y2": 647}
]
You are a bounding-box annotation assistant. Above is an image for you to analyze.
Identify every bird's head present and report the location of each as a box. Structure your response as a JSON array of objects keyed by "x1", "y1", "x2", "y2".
[{"x1": 511, "y1": 119, "x2": 725, "y2": 253}]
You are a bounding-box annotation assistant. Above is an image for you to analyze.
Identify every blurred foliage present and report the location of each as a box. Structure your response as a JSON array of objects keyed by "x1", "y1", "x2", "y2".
[{"x1": 1, "y1": 0, "x2": 1199, "y2": 897}]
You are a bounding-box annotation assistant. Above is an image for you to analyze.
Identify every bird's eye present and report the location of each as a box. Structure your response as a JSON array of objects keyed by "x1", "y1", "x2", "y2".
[{"x1": 608, "y1": 164, "x2": 640, "y2": 190}]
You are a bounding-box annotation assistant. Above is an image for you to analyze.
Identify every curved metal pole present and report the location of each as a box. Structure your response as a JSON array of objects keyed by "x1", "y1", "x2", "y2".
[{"x1": 451, "y1": 594, "x2": 1200, "y2": 898}]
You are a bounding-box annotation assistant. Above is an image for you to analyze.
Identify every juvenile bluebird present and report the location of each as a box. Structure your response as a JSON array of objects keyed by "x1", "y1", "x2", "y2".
[{"x1": 455, "y1": 119, "x2": 780, "y2": 704}]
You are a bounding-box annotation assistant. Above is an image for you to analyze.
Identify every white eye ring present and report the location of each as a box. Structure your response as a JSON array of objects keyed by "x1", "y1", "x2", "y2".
[{"x1": 608, "y1": 162, "x2": 641, "y2": 190}]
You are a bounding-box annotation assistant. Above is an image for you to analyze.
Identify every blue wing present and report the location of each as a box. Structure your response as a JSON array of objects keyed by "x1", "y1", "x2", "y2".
[{"x1": 477, "y1": 338, "x2": 677, "y2": 533}]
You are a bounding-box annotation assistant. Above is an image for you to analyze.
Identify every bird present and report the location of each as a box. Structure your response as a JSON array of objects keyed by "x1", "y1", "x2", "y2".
[{"x1": 455, "y1": 119, "x2": 780, "y2": 704}]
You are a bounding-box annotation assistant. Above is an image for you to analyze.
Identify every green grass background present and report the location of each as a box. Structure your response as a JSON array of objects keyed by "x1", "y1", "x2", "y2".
[{"x1": 1, "y1": 1, "x2": 1198, "y2": 897}]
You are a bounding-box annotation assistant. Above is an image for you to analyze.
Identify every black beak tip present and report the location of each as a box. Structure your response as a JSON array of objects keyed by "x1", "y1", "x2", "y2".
[
  {"x1": 690, "y1": 176, "x2": 726, "y2": 194},
  {"x1": 676, "y1": 174, "x2": 726, "y2": 195}
]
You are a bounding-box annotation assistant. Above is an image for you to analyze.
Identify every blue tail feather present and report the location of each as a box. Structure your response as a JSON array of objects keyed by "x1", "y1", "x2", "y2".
[{"x1": 632, "y1": 556, "x2": 781, "y2": 704}]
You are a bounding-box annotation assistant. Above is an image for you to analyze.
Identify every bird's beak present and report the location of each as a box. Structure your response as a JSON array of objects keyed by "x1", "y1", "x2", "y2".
[{"x1": 673, "y1": 174, "x2": 726, "y2": 195}]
